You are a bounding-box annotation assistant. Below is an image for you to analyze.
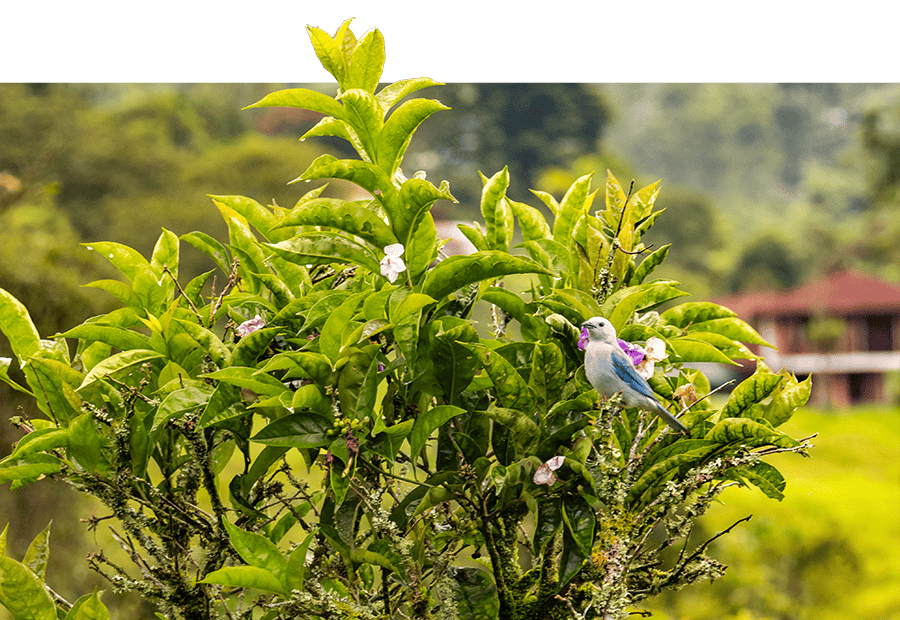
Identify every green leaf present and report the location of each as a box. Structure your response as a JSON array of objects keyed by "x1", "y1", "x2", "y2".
[
  {"x1": 425, "y1": 320, "x2": 480, "y2": 402},
  {"x1": 320, "y1": 293, "x2": 366, "y2": 364},
  {"x1": 82, "y1": 279, "x2": 141, "y2": 307},
  {"x1": 268, "y1": 232, "x2": 381, "y2": 275},
  {"x1": 65, "y1": 589, "x2": 110, "y2": 620},
  {"x1": 603, "y1": 282, "x2": 687, "y2": 332},
  {"x1": 209, "y1": 195, "x2": 276, "y2": 239},
  {"x1": 630, "y1": 244, "x2": 670, "y2": 285},
  {"x1": 284, "y1": 532, "x2": 315, "y2": 592},
  {"x1": 257, "y1": 351, "x2": 333, "y2": 385},
  {"x1": 180, "y1": 231, "x2": 231, "y2": 276},
  {"x1": 743, "y1": 461, "x2": 787, "y2": 500},
  {"x1": 552, "y1": 173, "x2": 593, "y2": 246},
  {"x1": 628, "y1": 444, "x2": 720, "y2": 504},
  {"x1": 24, "y1": 358, "x2": 83, "y2": 424},
  {"x1": 0, "y1": 556, "x2": 57, "y2": 620},
  {"x1": 231, "y1": 326, "x2": 280, "y2": 368},
  {"x1": 150, "y1": 386, "x2": 212, "y2": 435},
  {"x1": 58, "y1": 324, "x2": 153, "y2": 353},
  {"x1": 660, "y1": 301, "x2": 737, "y2": 329},
  {"x1": 250, "y1": 412, "x2": 332, "y2": 449},
  {"x1": 347, "y1": 28, "x2": 385, "y2": 92},
  {"x1": 559, "y1": 526, "x2": 588, "y2": 589},
  {"x1": 172, "y1": 318, "x2": 231, "y2": 368},
  {"x1": 377, "y1": 99, "x2": 449, "y2": 175},
  {"x1": 337, "y1": 89, "x2": 383, "y2": 158},
  {"x1": 22, "y1": 523, "x2": 51, "y2": 582},
  {"x1": 367, "y1": 420, "x2": 414, "y2": 462},
  {"x1": 397, "y1": 178, "x2": 456, "y2": 249},
  {"x1": 0, "y1": 357, "x2": 32, "y2": 396},
  {"x1": 705, "y1": 418, "x2": 799, "y2": 449},
  {"x1": 78, "y1": 349, "x2": 164, "y2": 391},
  {"x1": 200, "y1": 565, "x2": 286, "y2": 597},
  {"x1": 202, "y1": 367, "x2": 290, "y2": 398},
  {"x1": 273, "y1": 198, "x2": 397, "y2": 248},
  {"x1": 466, "y1": 344, "x2": 534, "y2": 412},
  {"x1": 244, "y1": 87, "x2": 346, "y2": 121},
  {"x1": 764, "y1": 374, "x2": 812, "y2": 427},
  {"x1": 306, "y1": 25, "x2": 348, "y2": 85},
  {"x1": 0, "y1": 453, "x2": 61, "y2": 486},
  {"x1": 722, "y1": 371, "x2": 785, "y2": 418},
  {"x1": 67, "y1": 413, "x2": 109, "y2": 474},
  {"x1": 482, "y1": 404, "x2": 539, "y2": 459},
  {"x1": 668, "y1": 336, "x2": 740, "y2": 366},
  {"x1": 534, "y1": 497, "x2": 563, "y2": 554},
  {"x1": 422, "y1": 252, "x2": 551, "y2": 300},
  {"x1": 520, "y1": 238, "x2": 572, "y2": 277},
  {"x1": 301, "y1": 117, "x2": 366, "y2": 158},
  {"x1": 294, "y1": 158, "x2": 394, "y2": 203},
  {"x1": 337, "y1": 344, "x2": 380, "y2": 418},
  {"x1": 82, "y1": 241, "x2": 151, "y2": 283},
  {"x1": 10, "y1": 428, "x2": 68, "y2": 460},
  {"x1": 562, "y1": 495, "x2": 594, "y2": 555},
  {"x1": 409, "y1": 405, "x2": 464, "y2": 461},
  {"x1": 480, "y1": 168, "x2": 512, "y2": 252},
  {"x1": 448, "y1": 567, "x2": 499, "y2": 620},
  {"x1": 389, "y1": 293, "x2": 436, "y2": 325},
  {"x1": 0, "y1": 288, "x2": 41, "y2": 364},
  {"x1": 376, "y1": 77, "x2": 443, "y2": 111},
  {"x1": 688, "y1": 317, "x2": 773, "y2": 347},
  {"x1": 509, "y1": 198, "x2": 551, "y2": 242},
  {"x1": 530, "y1": 188, "x2": 560, "y2": 217},
  {"x1": 457, "y1": 222, "x2": 488, "y2": 252},
  {"x1": 223, "y1": 521, "x2": 287, "y2": 582},
  {"x1": 529, "y1": 342, "x2": 566, "y2": 415},
  {"x1": 150, "y1": 228, "x2": 179, "y2": 277}
]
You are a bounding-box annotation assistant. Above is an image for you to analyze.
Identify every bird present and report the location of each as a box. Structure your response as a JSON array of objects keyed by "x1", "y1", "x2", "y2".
[{"x1": 580, "y1": 316, "x2": 688, "y2": 433}]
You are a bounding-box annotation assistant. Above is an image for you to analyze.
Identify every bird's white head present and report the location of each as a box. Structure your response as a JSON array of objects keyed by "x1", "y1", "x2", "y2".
[{"x1": 581, "y1": 316, "x2": 618, "y2": 345}]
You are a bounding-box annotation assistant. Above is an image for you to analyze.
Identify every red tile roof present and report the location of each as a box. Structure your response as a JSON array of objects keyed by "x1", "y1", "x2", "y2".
[{"x1": 713, "y1": 270, "x2": 900, "y2": 318}]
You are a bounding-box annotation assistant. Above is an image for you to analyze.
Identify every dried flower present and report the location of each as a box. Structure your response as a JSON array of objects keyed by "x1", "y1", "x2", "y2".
[
  {"x1": 634, "y1": 336, "x2": 667, "y2": 379},
  {"x1": 534, "y1": 455, "x2": 565, "y2": 486}
]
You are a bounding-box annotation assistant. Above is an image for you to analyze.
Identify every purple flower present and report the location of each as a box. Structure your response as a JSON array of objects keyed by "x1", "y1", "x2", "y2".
[
  {"x1": 578, "y1": 327, "x2": 590, "y2": 351},
  {"x1": 235, "y1": 314, "x2": 265, "y2": 338},
  {"x1": 618, "y1": 339, "x2": 645, "y2": 366}
]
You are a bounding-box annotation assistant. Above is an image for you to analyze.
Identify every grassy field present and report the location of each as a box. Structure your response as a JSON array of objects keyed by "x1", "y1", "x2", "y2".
[{"x1": 645, "y1": 405, "x2": 900, "y2": 620}]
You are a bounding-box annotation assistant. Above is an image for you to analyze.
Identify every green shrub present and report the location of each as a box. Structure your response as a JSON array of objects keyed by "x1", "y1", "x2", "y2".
[{"x1": 0, "y1": 20, "x2": 812, "y2": 620}]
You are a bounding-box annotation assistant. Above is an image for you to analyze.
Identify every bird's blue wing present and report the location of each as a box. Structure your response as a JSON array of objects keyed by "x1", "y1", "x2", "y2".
[{"x1": 610, "y1": 352, "x2": 657, "y2": 400}]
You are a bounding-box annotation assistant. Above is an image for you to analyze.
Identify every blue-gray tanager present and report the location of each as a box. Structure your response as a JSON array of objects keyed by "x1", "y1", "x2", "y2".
[{"x1": 581, "y1": 316, "x2": 687, "y2": 433}]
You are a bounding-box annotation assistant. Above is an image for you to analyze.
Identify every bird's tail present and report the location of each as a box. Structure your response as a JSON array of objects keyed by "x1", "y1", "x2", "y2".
[{"x1": 653, "y1": 402, "x2": 688, "y2": 433}]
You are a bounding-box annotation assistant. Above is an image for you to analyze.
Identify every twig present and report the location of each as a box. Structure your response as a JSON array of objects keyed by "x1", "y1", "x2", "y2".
[
  {"x1": 676, "y1": 380, "x2": 736, "y2": 417},
  {"x1": 670, "y1": 514, "x2": 752, "y2": 584},
  {"x1": 162, "y1": 265, "x2": 204, "y2": 321}
]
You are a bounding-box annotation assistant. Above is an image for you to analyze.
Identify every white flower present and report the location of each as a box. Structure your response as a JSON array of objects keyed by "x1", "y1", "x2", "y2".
[
  {"x1": 235, "y1": 314, "x2": 265, "y2": 338},
  {"x1": 380, "y1": 243, "x2": 407, "y2": 283},
  {"x1": 533, "y1": 455, "x2": 565, "y2": 486},
  {"x1": 634, "y1": 336, "x2": 667, "y2": 379}
]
